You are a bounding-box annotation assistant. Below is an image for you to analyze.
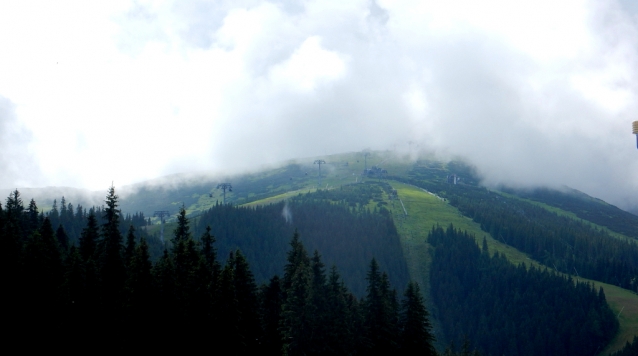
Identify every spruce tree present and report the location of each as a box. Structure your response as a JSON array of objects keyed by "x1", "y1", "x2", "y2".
[
  {"x1": 79, "y1": 212, "x2": 99, "y2": 262},
  {"x1": 233, "y1": 250, "x2": 260, "y2": 353},
  {"x1": 280, "y1": 231, "x2": 313, "y2": 355},
  {"x1": 26, "y1": 198, "x2": 39, "y2": 236},
  {"x1": 125, "y1": 237, "x2": 154, "y2": 329},
  {"x1": 98, "y1": 185, "x2": 126, "y2": 315},
  {"x1": 325, "y1": 265, "x2": 355, "y2": 354},
  {"x1": 364, "y1": 258, "x2": 400, "y2": 355},
  {"x1": 23, "y1": 218, "x2": 63, "y2": 331},
  {"x1": 217, "y1": 254, "x2": 240, "y2": 349},
  {"x1": 124, "y1": 225, "x2": 136, "y2": 267},
  {"x1": 260, "y1": 276, "x2": 284, "y2": 354},
  {"x1": 56, "y1": 224, "x2": 69, "y2": 252},
  {"x1": 400, "y1": 281, "x2": 436, "y2": 355}
]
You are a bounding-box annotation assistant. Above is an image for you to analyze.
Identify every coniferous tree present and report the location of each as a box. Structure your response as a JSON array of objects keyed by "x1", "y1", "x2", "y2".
[
  {"x1": 217, "y1": 253, "x2": 240, "y2": 350},
  {"x1": 5, "y1": 189, "x2": 24, "y2": 218},
  {"x1": 201, "y1": 225, "x2": 220, "y2": 277},
  {"x1": 171, "y1": 206, "x2": 203, "y2": 323},
  {"x1": 152, "y1": 248, "x2": 177, "y2": 330},
  {"x1": 364, "y1": 258, "x2": 400, "y2": 355},
  {"x1": 280, "y1": 231, "x2": 313, "y2": 355},
  {"x1": 124, "y1": 225, "x2": 136, "y2": 267},
  {"x1": 325, "y1": 265, "x2": 356, "y2": 354},
  {"x1": 126, "y1": 237, "x2": 154, "y2": 329},
  {"x1": 98, "y1": 185, "x2": 126, "y2": 315},
  {"x1": 79, "y1": 212, "x2": 99, "y2": 262},
  {"x1": 56, "y1": 224, "x2": 69, "y2": 252},
  {"x1": 196, "y1": 225, "x2": 218, "y2": 326},
  {"x1": 260, "y1": 276, "x2": 284, "y2": 354},
  {"x1": 61, "y1": 245, "x2": 86, "y2": 333},
  {"x1": 308, "y1": 250, "x2": 328, "y2": 354},
  {"x1": 1, "y1": 193, "x2": 23, "y2": 327},
  {"x1": 233, "y1": 250, "x2": 260, "y2": 353},
  {"x1": 23, "y1": 217, "x2": 63, "y2": 331},
  {"x1": 400, "y1": 281, "x2": 436, "y2": 355},
  {"x1": 26, "y1": 198, "x2": 39, "y2": 236}
]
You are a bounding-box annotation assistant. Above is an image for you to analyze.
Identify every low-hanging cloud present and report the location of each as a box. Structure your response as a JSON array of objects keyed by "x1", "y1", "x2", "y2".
[
  {"x1": 0, "y1": 96, "x2": 42, "y2": 189},
  {"x1": 1, "y1": 0, "x2": 638, "y2": 211}
]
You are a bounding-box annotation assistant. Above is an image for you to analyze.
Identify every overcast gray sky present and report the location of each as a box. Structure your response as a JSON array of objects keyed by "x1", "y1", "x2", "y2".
[{"x1": 2, "y1": 0, "x2": 638, "y2": 210}]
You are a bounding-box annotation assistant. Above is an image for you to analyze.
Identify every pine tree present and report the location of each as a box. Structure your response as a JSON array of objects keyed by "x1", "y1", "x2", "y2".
[
  {"x1": 56, "y1": 224, "x2": 69, "y2": 252},
  {"x1": 400, "y1": 281, "x2": 436, "y2": 355},
  {"x1": 124, "y1": 225, "x2": 136, "y2": 267},
  {"x1": 233, "y1": 250, "x2": 260, "y2": 353},
  {"x1": 98, "y1": 185, "x2": 126, "y2": 315},
  {"x1": 171, "y1": 205, "x2": 191, "y2": 248},
  {"x1": 282, "y1": 229, "x2": 310, "y2": 290},
  {"x1": 260, "y1": 276, "x2": 284, "y2": 354},
  {"x1": 61, "y1": 246, "x2": 86, "y2": 331},
  {"x1": 308, "y1": 250, "x2": 328, "y2": 354},
  {"x1": 153, "y1": 248, "x2": 177, "y2": 318},
  {"x1": 325, "y1": 265, "x2": 355, "y2": 354},
  {"x1": 126, "y1": 237, "x2": 154, "y2": 329},
  {"x1": 280, "y1": 231, "x2": 313, "y2": 355},
  {"x1": 364, "y1": 258, "x2": 400, "y2": 355},
  {"x1": 79, "y1": 212, "x2": 99, "y2": 262},
  {"x1": 170, "y1": 206, "x2": 202, "y2": 322},
  {"x1": 200, "y1": 225, "x2": 220, "y2": 282},
  {"x1": 5, "y1": 189, "x2": 24, "y2": 217},
  {"x1": 217, "y1": 254, "x2": 240, "y2": 349},
  {"x1": 23, "y1": 217, "x2": 63, "y2": 331},
  {"x1": 26, "y1": 198, "x2": 39, "y2": 236}
]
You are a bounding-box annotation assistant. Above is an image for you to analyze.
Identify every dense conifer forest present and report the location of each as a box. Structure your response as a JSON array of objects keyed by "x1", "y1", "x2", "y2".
[
  {"x1": 429, "y1": 225, "x2": 618, "y2": 356},
  {"x1": 447, "y1": 185, "x2": 638, "y2": 293},
  {"x1": 0, "y1": 187, "x2": 433, "y2": 354},
  {"x1": 394, "y1": 173, "x2": 638, "y2": 293},
  {"x1": 2, "y1": 175, "x2": 632, "y2": 354},
  {"x1": 193, "y1": 182, "x2": 409, "y2": 296}
]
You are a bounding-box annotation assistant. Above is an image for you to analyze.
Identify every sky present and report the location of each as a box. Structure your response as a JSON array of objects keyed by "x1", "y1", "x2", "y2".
[{"x1": 2, "y1": 0, "x2": 638, "y2": 210}]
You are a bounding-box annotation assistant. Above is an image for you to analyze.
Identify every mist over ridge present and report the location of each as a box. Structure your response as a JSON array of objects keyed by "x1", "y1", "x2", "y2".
[{"x1": 1, "y1": 1, "x2": 638, "y2": 213}]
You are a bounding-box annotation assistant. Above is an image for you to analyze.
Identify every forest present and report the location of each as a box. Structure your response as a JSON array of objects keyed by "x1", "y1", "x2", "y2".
[
  {"x1": 429, "y1": 224, "x2": 618, "y2": 356},
  {"x1": 447, "y1": 184, "x2": 638, "y2": 293},
  {"x1": 0, "y1": 186, "x2": 436, "y2": 354},
  {"x1": 2, "y1": 182, "x2": 636, "y2": 355}
]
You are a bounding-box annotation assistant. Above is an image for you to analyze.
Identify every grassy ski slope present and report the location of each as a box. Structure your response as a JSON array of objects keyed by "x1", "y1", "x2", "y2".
[{"x1": 384, "y1": 181, "x2": 638, "y2": 355}]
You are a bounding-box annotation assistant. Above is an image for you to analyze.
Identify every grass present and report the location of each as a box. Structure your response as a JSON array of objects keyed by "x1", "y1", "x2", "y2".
[
  {"x1": 593, "y1": 280, "x2": 638, "y2": 355},
  {"x1": 241, "y1": 189, "x2": 316, "y2": 207},
  {"x1": 498, "y1": 190, "x2": 635, "y2": 242},
  {"x1": 166, "y1": 150, "x2": 638, "y2": 353},
  {"x1": 386, "y1": 181, "x2": 638, "y2": 354}
]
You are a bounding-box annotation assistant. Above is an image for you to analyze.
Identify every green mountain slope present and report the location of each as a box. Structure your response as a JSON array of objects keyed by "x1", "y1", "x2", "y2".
[{"x1": 9, "y1": 150, "x2": 638, "y2": 354}]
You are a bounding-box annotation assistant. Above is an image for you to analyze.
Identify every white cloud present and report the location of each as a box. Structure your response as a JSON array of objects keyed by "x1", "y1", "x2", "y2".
[{"x1": 1, "y1": 0, "x2": 638, "y2": 211}]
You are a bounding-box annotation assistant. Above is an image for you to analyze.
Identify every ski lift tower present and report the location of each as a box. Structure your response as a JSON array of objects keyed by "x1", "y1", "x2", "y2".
[
  {"x1": 153, "y1": 210, "x2": 170, "y2": 245},
  {"x1": 217, "y1": 183, "x2": 233, "y2": 205},
  {"x1": 314, "y1": 160, "x2": 326, "y2": 188},
  {"x1": 362, "y1": 150, "x2": 371, "y2": 173}
]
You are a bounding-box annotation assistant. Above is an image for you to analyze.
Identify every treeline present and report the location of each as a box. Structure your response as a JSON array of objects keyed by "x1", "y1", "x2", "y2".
[
  {"x1": 611, "y1": 336, "x2": 638, "y2": 356},
  {"x1": 193, "y1": 186, "x2": 409, "y2": 296},
  {"x1": 1, "y1": 186, "x2": 435, "y2": 354},
  {"x1": 394, "y1": 169, "x2": 638, "y2": 293},
  {"x1": 429, "y1": 225, "x2": 618, "y2": 356},
  {"x1": 503, "y1": 187, "x2": 638, "y2": 239},
  {"x1": 4, "y1": 190, "x2": 160, "y2": 256},
  {"x1": 446, "y1": 185, "x2": 638, "y2": 292}
]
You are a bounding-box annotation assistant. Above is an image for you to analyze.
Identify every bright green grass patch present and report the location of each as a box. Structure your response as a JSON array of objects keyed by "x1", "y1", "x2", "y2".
[
  {"x1": 240, "y1": 189, "x2": 317, "y2": 207},
  {"x1": 595, "y1": 281, "x2": 638, "y2": 355},
  {"x1": 389, "y1": 182, "x2": 533, "y2": 265},
  {"x1": 387, "y1": 181, "x2": 638, "y2": 354}
]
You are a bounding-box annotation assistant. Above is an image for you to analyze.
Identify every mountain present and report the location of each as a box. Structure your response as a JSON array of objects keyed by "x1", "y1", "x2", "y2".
[{"x1": 3, "y1": 150, "x2": 637, "y2": 354}]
